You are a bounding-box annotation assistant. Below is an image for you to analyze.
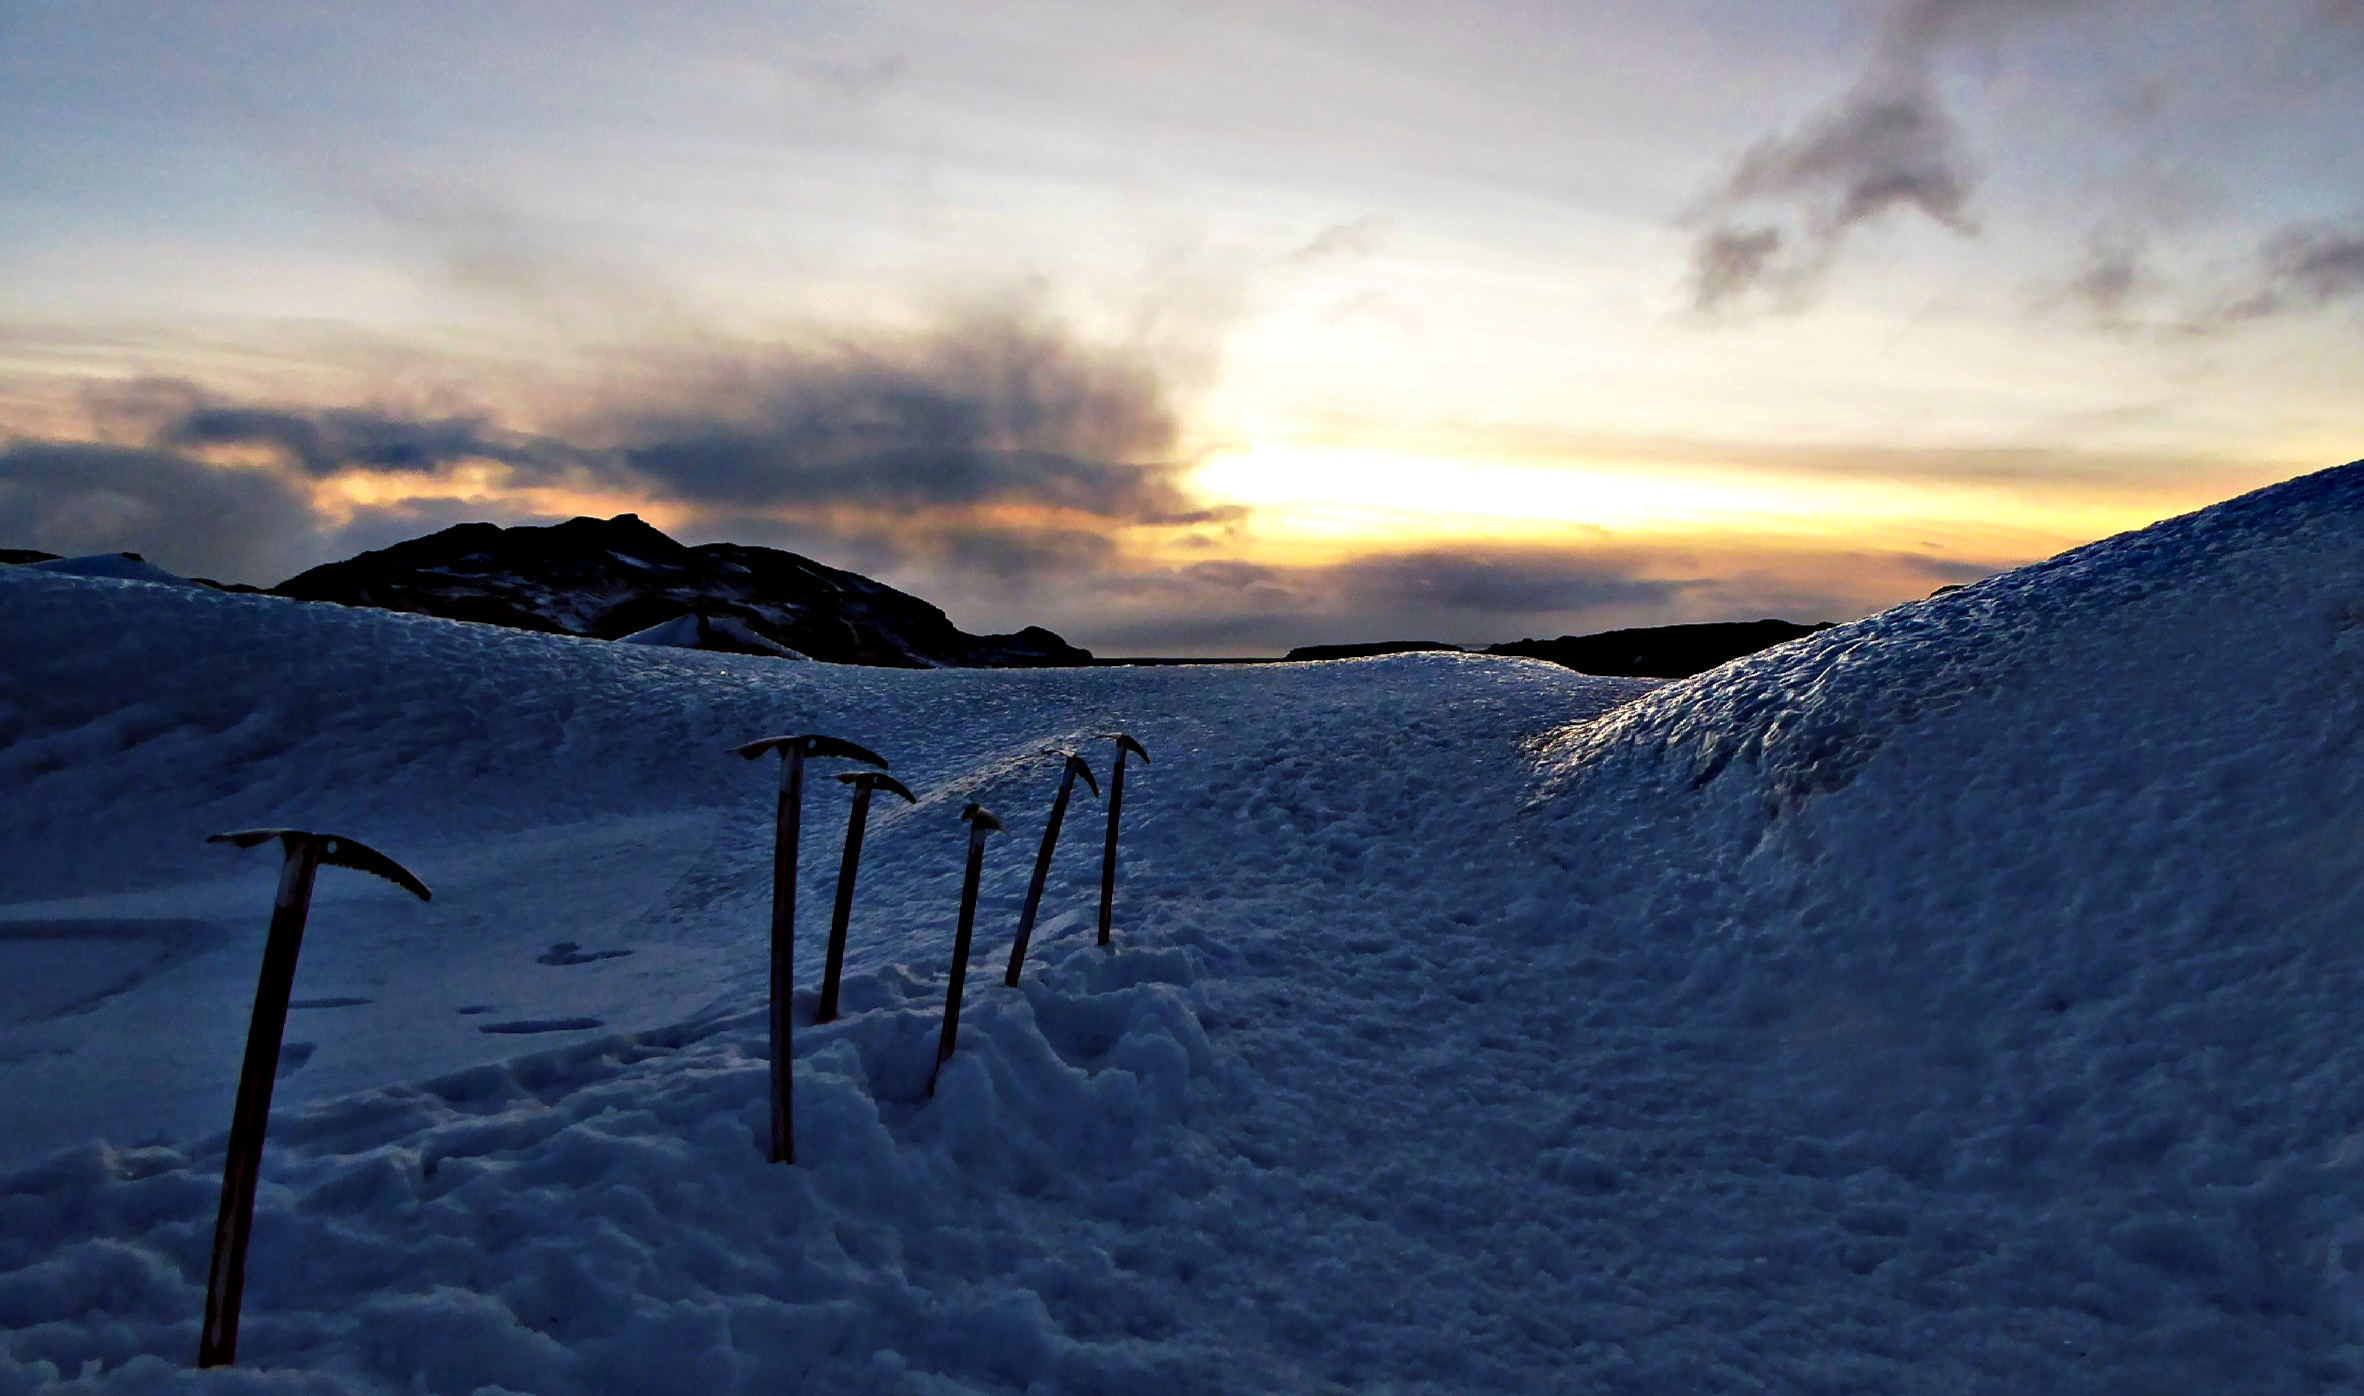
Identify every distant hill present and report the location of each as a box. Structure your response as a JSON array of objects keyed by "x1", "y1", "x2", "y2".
[
  {"x1": 1485, "y1": 619, "x2": 1833, "y2": 677},
  {"x1": 1277, "y1": 622, "x2": 1832, "y2": 677},
  {"x1": 269, "y1": 513, "x2": 1092, "y2": 668},
  {"x1": 1283, "y1": 639, "x2": 1464, "y2": 662}
]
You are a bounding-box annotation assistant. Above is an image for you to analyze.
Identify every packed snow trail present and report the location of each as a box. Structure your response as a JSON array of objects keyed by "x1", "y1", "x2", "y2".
[{"x1": 5, "y1": 458, "x2": 2364, "y2": 1392}]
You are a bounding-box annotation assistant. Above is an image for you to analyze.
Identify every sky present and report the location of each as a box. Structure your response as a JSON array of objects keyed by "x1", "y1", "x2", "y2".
[{"x1": 1, "y1": 0, "x2": 2359, "y2": 655}]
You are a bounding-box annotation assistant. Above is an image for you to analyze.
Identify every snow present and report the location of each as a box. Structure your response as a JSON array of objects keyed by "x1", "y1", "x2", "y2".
[
  {"x1": 615, "y1": 613, "x2": 808, "y2": 660},
  {"x1": 19, "y1": 554, "x2": 199, "y2": 587},
  {"x1": 3, "y1": 460, "x2": 2364, "y2": 1392}
]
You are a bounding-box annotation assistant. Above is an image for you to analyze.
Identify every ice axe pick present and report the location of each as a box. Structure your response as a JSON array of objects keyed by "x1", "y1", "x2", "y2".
[
  {"x1": 199, "y1": 829, "x2": 429, "y2": 1369},
  {"x1": 1003, "y1": 750, "x2": 1098, "y2": 987},
  {"x1": 1096, "y1": 733, "x2": 1149, "y2": 947},
  {"x1": 818, "y1": 770, "x2": 916, "y2": 1024},
  {"x1": 933, "y1": 803, "x2": 1003, "y2": 1090},
  {"x1": 732, "y1": 733, "x2": 888, "y2": 1163}
]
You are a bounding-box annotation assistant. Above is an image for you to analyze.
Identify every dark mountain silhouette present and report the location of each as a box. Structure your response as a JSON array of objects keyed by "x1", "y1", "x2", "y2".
[
  {"x1": 269, "y1": 514, "x2": 1092, "y2": 668},
  {"x1": 1284, "y1": 640, "x2": 1465, "y2": 662},
  {"x1": 1484, "y1": 619, "x2": 1833, "y2": 677},
  {"x1": 1275, "y1": 622, "x2": 1831, "y2": 676}
]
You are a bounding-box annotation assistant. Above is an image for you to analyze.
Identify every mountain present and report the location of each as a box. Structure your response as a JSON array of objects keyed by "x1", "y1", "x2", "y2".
[
  {"x1": 269, "y1": 513, "x2": 1092, "y2": 667},
  {"x1": 1485, "y1": 618, "x2": 1833, "y2": 677}
]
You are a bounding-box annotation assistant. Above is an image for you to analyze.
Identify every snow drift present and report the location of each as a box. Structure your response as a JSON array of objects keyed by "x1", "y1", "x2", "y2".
[{"x1": 3, "y1": 460, "x2": 2363, "y2": 1392}]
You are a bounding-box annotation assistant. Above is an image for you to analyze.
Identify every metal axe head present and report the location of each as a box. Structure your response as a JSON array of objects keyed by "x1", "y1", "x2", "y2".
[
  {"x1": 1102, "y1": 732, "x2": 1149, "y2": 765},
  {"x1": 1038, "y1": 748, "x2": 1100, "y2": 798},
  {"x1": 961, "y1": 802, "x2": 1004, "y2": 833},
  {"x1": 730, "y1": 733, "x2": 890, "y2": 768},
  {"x1": 837, "y1": 771, "x2": 918, "y2": 804},
  {"x1": 207, "y1": 829, "x2": 432, "y2": 902}
]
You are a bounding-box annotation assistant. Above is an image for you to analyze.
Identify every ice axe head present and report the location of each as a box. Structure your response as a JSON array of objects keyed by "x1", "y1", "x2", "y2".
[
  {"x1": 1101, "y1": 732, "x2": 1149, "y2": 765},
  {"x1": 837, "y1": 771, "x2": 918, "y2": 804},
  {"x1": 961, "y1": 802, "x2": 1004, "y2": 833},
  {"x1": 730, "y1": 733, "x2": 890, "y2": 768},
  {"x1": 207, "y1": 829, "x2": 431, "y2": 902},
  {"x1": 1040, "y1": 749, "x2": 1100, "y2": 797}
]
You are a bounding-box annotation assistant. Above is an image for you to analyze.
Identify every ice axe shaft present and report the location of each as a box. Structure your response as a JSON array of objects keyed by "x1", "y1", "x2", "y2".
[
  {"x1": 732, "y1": 733, "x2": 888, "y2": 1164},
  {"x1": 1097, "y1": 734, "x2": 1148, "y2": 946},
  {"x1": 933, "y1": 804, "x2": 1002, "y2": 1089},
  {"x1": 767, "y1": 746, "x2": 803, "y2": 1164},
  {"x1": 199, "y1": 829, "x2": 427, "y2": 1369},
  {"x1": 1004, "y1": 753, "x2": 1098, "y2": 987},
  {"x1": 819, "y1": 771, "x2": 915, "y2": 1024}
]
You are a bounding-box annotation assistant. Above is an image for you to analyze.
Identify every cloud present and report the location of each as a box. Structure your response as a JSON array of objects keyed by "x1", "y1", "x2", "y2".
[
  {"x1": 1327, "y1": 550, "x2": 1690, "y2": 617},
  {"x1": 2224, "y1": 223, "x2": 2364, "y2": 321},
  {"x1": 1069, "y1": 545, "x2": 1710, "y2": 655},
  {"x1": 2, "y1": 310, "x2": 1215, "y2": 592},
  {"x1": 1687, "y1": 0, "x2": 2088, "y2": 314},
  {"x1": 2057, "y1": 236, "x2": 2152, "y2": 320},
  {"x1": 165, "y1": 403, "x2": 558, "y2": 479},
  {"x1": 593, "y1": 314, "x2": 1189, "y2": 525},
  {"x1": 1287, "y1": 216, "x2": 1394, "y2": 266},
  {"x1": 0, "y1": 439, "x2": 324, "y2": 581}
]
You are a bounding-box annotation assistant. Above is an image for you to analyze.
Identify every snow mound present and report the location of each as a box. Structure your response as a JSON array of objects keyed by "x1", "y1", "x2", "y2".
[
  {"x1": 1519, "y1": 459, "x2": 2364, "y2": 1381},
  {"x1": 1536, "y1": 459, "x2": 2364, "y2": 835},
  {"x1": 617, "y1": 611, "x2": 808, "y2": 659},
  {"x1": 0, "y1": 940, "x2": 1230, "y2": 1395},
  {"x1": 22, "y1": 553, "x2": 199, "y2": 587}
]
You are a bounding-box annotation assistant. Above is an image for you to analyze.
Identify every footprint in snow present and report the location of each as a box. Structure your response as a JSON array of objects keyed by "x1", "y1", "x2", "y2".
[
  {"x1": 536, "y1": 941, "x2": 634, "y2": 966},
  {"x1": 276, "y1": 1042, "x2": 317, "y2": 1077},
  {"x1": 289, "y1": 996, "x2": 371, "y2": 1009}
]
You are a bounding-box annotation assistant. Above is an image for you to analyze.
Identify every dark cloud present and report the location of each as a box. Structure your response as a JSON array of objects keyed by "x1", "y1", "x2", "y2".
[
  {"x1": 0, "y1": 438, "x2": 324, "y2": 581},
  {"x1": 1690, "y1": 227, "x2": 1788, "y2": 315},
  {"x1": 2048, "y1": 220, "x2": 2364, "y2": 335},
  {"x1": 1178, "y1": 559, "x2": 1282, "y2": 590},
  {"x1": 918, "y1": 525, "x2": 1120, "y2": 587},
  {"x1": 1328, "y1": 550, "x2": 1689, "y2": 617},
  {"x1": 4, "y1": 311, "x2": 1207, "y2": 589},
  {"x1": 1895, "y1": 552, "x2": 2006, "y2": 585},
  {"x1": 1688, "y1": 0, "x2": 2088, "y2": 314},
  {"x1": 82, "y1": 375, "x2": 583, "y2": 480},
  {"x1": 1072, "y1": 546, "x2": 1707, "y2": 656},
  {"x1": 163, "y1": 403, "x2": 556, "y2": 478},
  {"x1": 2225, "y1": 224, "x2": 2364, "y2": 320},
  {"x1": 2058, "y1": 237, "x2": 2151, "y2": 320},
  {"x1": 601, "y1": 315, "x2": 1189, "y2": 525}
]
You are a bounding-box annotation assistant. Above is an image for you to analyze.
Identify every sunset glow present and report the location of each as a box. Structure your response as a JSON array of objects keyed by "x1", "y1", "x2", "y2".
[{"x1": 1, "y1": 1, "x2": 2357, "y2": 653}]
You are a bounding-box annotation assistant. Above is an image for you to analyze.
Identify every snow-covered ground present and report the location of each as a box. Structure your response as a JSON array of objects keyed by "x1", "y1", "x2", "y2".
[{"x1": 4, "y1": 460, "x2": 2363, "y2": 1393}]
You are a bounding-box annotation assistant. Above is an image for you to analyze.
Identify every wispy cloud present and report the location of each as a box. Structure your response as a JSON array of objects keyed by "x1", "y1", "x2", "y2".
[
  {"x1": 1687, "y1": 0, "x2": 2089, "y2": 315},
  {"x1": 2222, "y1": 223, "x2": 2364, "y2": 321}
]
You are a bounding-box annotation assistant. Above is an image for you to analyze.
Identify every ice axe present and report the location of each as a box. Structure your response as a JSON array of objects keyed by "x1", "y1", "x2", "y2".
[
  {"x1": 732, "y1": 733, "x2": 888, "y2": 1163},
  {"x1": 199, "y1": 828, "x2": 429, "y2": 1369},
  {"x1": 1096, "y1": 733, "x2": 1149, "y2": 947},
  {"x1": 817, "y1": 770, "x2": 916, "y2": 1024},
  {"x1": 932, "y1": 802, "x2": 1002, "y2": 1091},
  {"x1": 1003, "y1": 750, "x2": 1098, "y2": 988}
]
